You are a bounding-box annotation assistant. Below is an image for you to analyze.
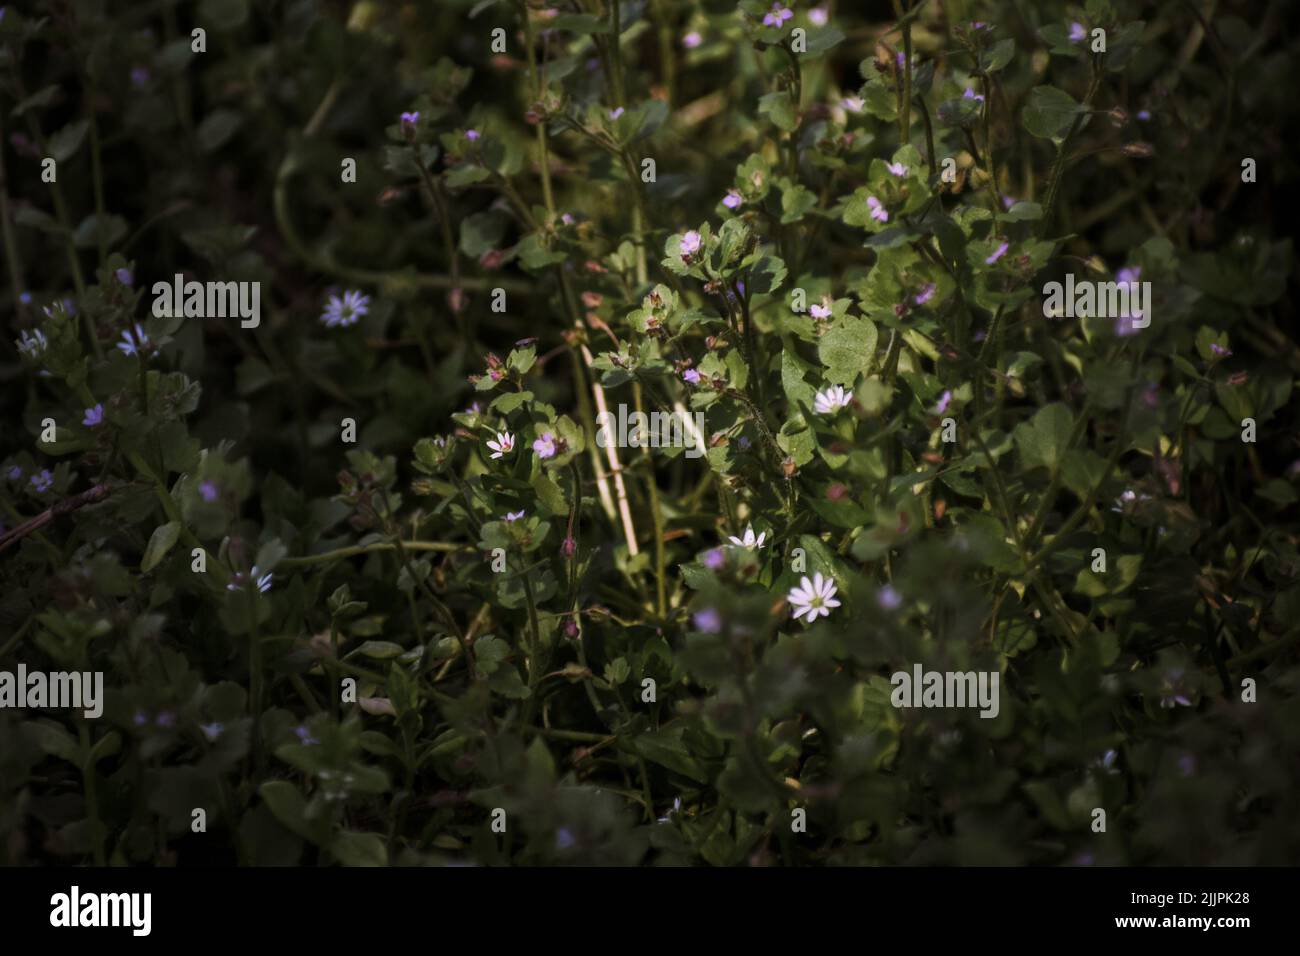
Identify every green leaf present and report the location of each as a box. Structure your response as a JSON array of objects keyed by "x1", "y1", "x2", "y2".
[
  {"x1": 1022, "y1": 85, "x2": 1082, "y2": 140},
  {"x1": 196, "y1": 109, "x2": 244, "y2": 153},
  {"x1": 330, "y1": 830, "x2": 388, "y2": 867},
  {"x1": 1013, "y1": 403, "x2": 1074, "y2": 472},
  {"x1": 758, "y1": 91, "x2": 798, "y2": 133},
  {"x1": 141, "y1": 521, "x2": 181, "y2": 573},
  {"x1": 819, "y1": 315, "x2": 878, "y2": 385},
  {"x1": 47, "y1": 119, "x2": 89, "y2": 163}
]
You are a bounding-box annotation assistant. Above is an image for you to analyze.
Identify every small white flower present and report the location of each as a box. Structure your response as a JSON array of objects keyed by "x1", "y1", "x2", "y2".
[
  {"x1": 813, "y1": 384, "x2": 852, "y2": 414},
  {"x1": 727, "y1": 524, "x2": 766, "y2": 549},
  {"x1": 486, "y1": 431, "x2": 515, "y2": 459},
  {"x1": 788, "y1": 572, "x2": 841, "y2": 623}
]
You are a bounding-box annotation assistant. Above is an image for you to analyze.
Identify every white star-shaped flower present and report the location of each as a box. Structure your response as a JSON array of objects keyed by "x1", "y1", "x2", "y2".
[
  {"x1": 486, "y1": 431, "x2": 515, "y2": 459},
  {"x1": 813, "y1": 384, "x2": 852, "y2": 415},
  {"x1": 788, "y1": 572, "x2": 840, "y2": 623},
  {"x1": 727, "y1": 524, "x2": 766, "y2": 549}
]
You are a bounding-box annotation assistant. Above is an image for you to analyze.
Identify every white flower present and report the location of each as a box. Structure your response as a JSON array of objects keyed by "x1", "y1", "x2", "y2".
[
  {"x1": 788, "y1": 572, "x2": 840, "y2": 623},
  {"x1": 727, "y1": 524, "x2": 766, "y2": 549},
  {"x1": 486, "y1": 431, "x2": 515, "y2": 459},
  {"x1": 813, "y1": 384, "x2": 852, "y2": 414}
]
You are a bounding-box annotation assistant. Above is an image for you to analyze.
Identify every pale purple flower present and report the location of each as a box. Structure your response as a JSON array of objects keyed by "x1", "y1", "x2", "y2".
[
  {"x1": 130, "y1": 66, "x2": 150, "y2": 87},
  {"x1": 931, "y1": 389, "x2": 952, "y2": 414},
  {"x1": 133, "y1": 710, "x2": 148, "y2": 727},
  {"x1": 914, "y1": 282, "x2": 937, "y2": 306},
  {"x1": 763, "y1": 3, "x2": 793, "y2": 27},
  {"x1": 809, "y1": 7, "x2": 828, "y2": 26},
  {"x1": 294, "y1": 724, "x2": 319, "y2": 745},
  {"x1": 963, "y1": 87, "x2": 985, "y2": 104},
  {"x1": 693, "y1": 608, "x2": 722, "y2": 633},
  {"x1": 1002, "y1": 195, "x2": 1017, "y2": 210},
  {"x1": 18, "y1": 291, "x2": 31, "y2": 305},
  {"x1": 199, "y1": 479, "x2": 219, "y2": 502},
  {"x1": 533, "y1": 432, "x2": 557, "y2": 459},
  {"x1": 1137, "y1": 109, "x2": 1151, "y2": 121},
  {"x1": 722, "y1": 189, "x2": 742, "y2": 209},
  {"x1": 16, "y1": 328, "x2": 47, "y2": 359},
  {"x1": 465, "y1": 128, "x2": 480, "y2": 141},
  {"x1": 555, "y1": 828, "x2": 576, "y2": 849},
  {"x1": 320, "y1": 290, "x2": 370, "y2": 328},
  {"x1": 841, "y1": 96, "x2": 865, "y2": 113},
  {"x1": 683, "y1": 368, "x2": 701, "y2": 384},
  {"x1": 226, "y1": 566, "x2": 272, "y2": 593},
  {"x1": 877, "y1": 585, "x2": 903, "y2": 611},
  {"x1": 985, "y1": 241, "x2": 1009, "y2": 264},
  {"x1": 679, "y1": 230, "x2": 702, "y2": 256},
  {"x1": 486, "y1": 431, "x2": 515, "y2": 459},
  {"x1": 1209, "y1": 343, "x2": 1231, "y2": 358},
  {"x1": 1114, "y1": 313, "x2": 1141, "y2": 338},
  {"x1": 1069, "y1": 22, "x2": 1086, "y2": 43},
  {"x1": 866, "y1": 196, "x2": 888, "y2": 223},
  {"x1": 814, "y1": 384, "x2": 852, "y2": 414},
  {"x1": 788, "y1": 573, "x2": 841, "y2": 623},
  {"x1": 810, "y1": 301, "x2": 832, "y2": 319},
  {"x1": 504, "y1": 510, "x2": 525, "y2": 522},
  {"x1": 560, "y1": 212, "x2": 575, "y2": 226},
  {"x1": 115, "y1": 267, "x2": 132, "y2": 287},
  {"x1": 200, "y1": 722, "x2": 224, "y2": 742},
  {"x1": 886, "y1": 161, "x2": 907, "y2": 177},
  {"x1": 116, "y1": 322, "x2": 151, "y2": 356},
  {"x1": 970, "y1": 21, "x2": 989, "y2": 30},
  {"x1": 1116, "y1": 266, "x2": 1141, "y2": 286},
  {"x1": 608, "y1": 107, "x2": 625, "y2": 120},
  {"x1": 400, "y1": 111, "x2": 419, "y2": 128},
  {"x1": 6, "y1": 465, "x2": 22, "y2": 482},
  {"x1": 683, "y1": 31, "x2": 702, "y2": 49},
  {"x1": 728, "y1": 524, "x2": 767, "y2": 549},
  {"x1": 30, "y1": 469, "x2": 53, "y2": 493},
  {"x1": 82, "y1": 404, "x2": 104, "y2": 427},
  {"x1": 657, "y1": 796, "x2": 683, "y2": 823},
  {"x1": 703, "y1": 547, "x2": 725, "y2": 570}
]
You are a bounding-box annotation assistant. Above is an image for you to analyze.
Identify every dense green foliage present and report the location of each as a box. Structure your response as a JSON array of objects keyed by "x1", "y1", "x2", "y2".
[{"x1": 2, "y1": 0, "x2": 1298, "y2": 866}]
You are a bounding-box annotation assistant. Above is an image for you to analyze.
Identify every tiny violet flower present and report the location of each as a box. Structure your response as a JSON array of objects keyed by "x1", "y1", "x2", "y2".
[
  {"x1": 1117, "y1": 266, "x2": 1142, "y2": 286},
  {"x1": 702, "y1": 547, "x2": 726, "y2": 570},
  {"x1": 728, "y1": 524, "x2": 767, "y2": 549},
  {"x1": 6, "y1": 465, "x2": 22, "y2": 482},
  {"x1": 555, "y1": 828, "x2": 576, "y2": 850},
  {"x1": 200, "y1": 722, "x2": 224, "y2": 742},
  {"x1": 840, "y1": 96, "x2": 865, "y2": 113},
  {"x1": 199, "y1": 479, "x2": 220, "y2": 502},
  {"x1": 762, "y1": 3, "x2": 793, "y2": 27},
  {"x1": 931, "y1": 390, "x2": 953, "y2": 415},
  {"x1": 679, "y1": 230, "x2": 702, "y2": 256},
  {"x1": 886, "y1": 161, "x2": 908, "y2": 177},
  {"x1": 657, "y1": 797, "x2": 683, "y2": 823},
  {"x1": 82, "y1": 404, "x2": 104, "y2": 427},
  {"x1": 116, "y1": 323, "x2": 151, "y2": 356},
  {"x1": 294, "y1": 724, "x2": 319, "y2": 745},
  {"x1": 533, "y1": 432, "x2": 557, "y2": 459},
  {"x1": 486, "y1": 431, "x2": 515, "y2": 459},
  {"x1": 1002, "y1": 195, "x2": 1017, "y2": 210},
  {"x1": 18, "y1": 291, "x2": 32, "y2": 305},
  {"x1": 400, "y1": 110, "x2": 419, "y2": 128},
  {"x1": 133, "y1": 710, "x2": 148, "y2": 727},
  {"x1": 1137, "y1": 109, "x2": 1151, "y2": 121},
  {"x1": 683, "y1": 31, "x2": 702, "y2": 49},
  {"x1": 877, "y1": 584, "x2": 903, "y2": 611},
  {"x1": 115, "y1": 267, "x2": 133, "y2": 287},
  {"x1": 692, "y1": 608, "x2": 722, "y2": 633},
  {"x1": 321, "y1": 289, "x2": 371, "y2": 328},
  {"x1": 1093, "y1": 749, "x2": 1119, "y2": 774},
  {"x1": 465, "y1": 128, "x2": 480, "y2": 141},
  {"x1": 504, "y1": 510, "x2": 525, "y2": 522},
  {"x1": 722, "y1": 189, "x2": 742, "y2": 209},
  {"x1": 155, "y1": 711, "x2": 176, "y2": 728},
  {"x1": 30, "y1": 469, "x2": 53, "y2": 493},
  {"x1": 813, "y1": 384, "x2": 852, "y2": 415},
  {"x1": 963, "y1": 87, "x2": 985, "y2": 104},
  {"x1": 608, "y1": 107, "x2": 625, "y2": 120},
  {"x1": 809, "y1": 7, "x2": 829, "y2": 26},
  {"x1": 683, "y1": 368, "x2": 701, "y2": 384},
  {"x1": 1209, "y1": 343, "x2": 1232, "y2": 358},
  {"x1": 866, "y1": 196, "x2": 889, "y2": 223},
  {"x1": 1069, "y1": 21, "x2": 1087, "y2": 43},
  {"x1": 985, "y1": 241, "x2": 1009, "y2": 265},
  {"x1": 914, "y1": 282, "x2": 937, "y2": 306},
  {"x1": 788, "y1": 572, "x2": 841, "y2": 623},
  {"x1": 130, "y1": 65, "x2": 150, "y2": 86}
]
